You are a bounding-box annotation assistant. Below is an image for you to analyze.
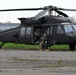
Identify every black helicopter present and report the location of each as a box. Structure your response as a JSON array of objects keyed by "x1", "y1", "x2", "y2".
[{"x1": 0, "y1": 5, "x2": 76, "y2": 50}]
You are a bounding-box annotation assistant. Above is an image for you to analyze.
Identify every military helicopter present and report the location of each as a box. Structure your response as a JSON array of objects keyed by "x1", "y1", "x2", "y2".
[{"x1": 0, "y1": 5, "x2": 76, "y2": 50}]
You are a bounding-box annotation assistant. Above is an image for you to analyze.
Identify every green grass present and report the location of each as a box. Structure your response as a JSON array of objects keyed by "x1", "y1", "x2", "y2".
[
  {"x1": 2, "y1": 43, "x2": 40, "y2": 50},
  {"x1": 0, "y1": 42, "x2": 70, "y2": 50},
  {"x1": 49, "y1": 45, "x2": 69, "y2": 51}
]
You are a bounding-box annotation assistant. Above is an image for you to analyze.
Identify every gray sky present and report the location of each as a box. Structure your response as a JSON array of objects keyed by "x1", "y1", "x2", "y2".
[{"x1": 0, "y1": 0, "x2": 76, "y2": 23}]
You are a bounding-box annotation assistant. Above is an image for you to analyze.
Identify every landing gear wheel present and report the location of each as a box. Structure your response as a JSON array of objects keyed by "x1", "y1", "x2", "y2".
[{"x1": 69, "y1": 44, "x2": 75, "y2": 50}]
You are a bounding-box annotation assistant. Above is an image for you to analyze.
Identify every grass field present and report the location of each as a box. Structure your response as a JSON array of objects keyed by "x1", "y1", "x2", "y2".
[
  {"x1": 2, "y1": 43, "x2": 39, "y2": 50},
  {"x1": 1, "y1": 43, "x2": 72, "y2": 51}
]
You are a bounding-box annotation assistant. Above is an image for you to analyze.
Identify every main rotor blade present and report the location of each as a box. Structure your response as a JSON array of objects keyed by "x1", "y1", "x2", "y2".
[
  {"x1": 0, "y1": 8, "x2": 43, "y2": 12},
  {"x1": 55, "y1": 10, "x2": 68, "y2": 17},
  {"x1": 44, "y1": 5, "x2": 76, "y2": 11},
  {"x1": 58, "y1": 8, "x2": 76, "y2": 11}
]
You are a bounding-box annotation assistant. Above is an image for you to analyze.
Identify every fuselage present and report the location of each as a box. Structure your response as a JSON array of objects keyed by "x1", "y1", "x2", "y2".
[{"x1": 0, "y1": 16, "x2": 76, "y2": 50}]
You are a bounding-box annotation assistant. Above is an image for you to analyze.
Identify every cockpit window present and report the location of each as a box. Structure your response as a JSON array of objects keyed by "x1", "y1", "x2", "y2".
[
  {"x1": 64, "y1": 25, "x2": 74, "y2": 33},
  {"x1": 72, "y1": 25, "x2": 76, "y2": 30}
]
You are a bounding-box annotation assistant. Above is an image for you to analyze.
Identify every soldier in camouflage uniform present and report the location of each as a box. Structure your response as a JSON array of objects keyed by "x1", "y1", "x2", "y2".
[
  {"x1": 34, "y1": 29, "x2": 41, "y2": 44},
  {"x1": 39, "y1": 33, "x2": 47, "y2": 51}
]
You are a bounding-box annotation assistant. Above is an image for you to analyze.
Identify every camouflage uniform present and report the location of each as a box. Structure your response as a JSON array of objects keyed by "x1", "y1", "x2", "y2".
[
  {"x1": 35, "y1": 29, "x2": 41, "y2": 44},
  {"x1": 39, "y1": 34, "x2": 46, "y2": 50}
]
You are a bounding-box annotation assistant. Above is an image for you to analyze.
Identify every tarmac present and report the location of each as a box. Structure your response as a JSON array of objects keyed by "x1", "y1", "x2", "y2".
[{"x1": 0, "y1": 49, "x2": 76, "y2": 75}]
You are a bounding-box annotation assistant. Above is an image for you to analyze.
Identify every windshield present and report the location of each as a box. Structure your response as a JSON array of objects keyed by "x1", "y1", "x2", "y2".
[
  {"x1": 64, "y1": 24, "x2": 76, "y2": 33},
  {"x1": 72, "y1": 25, "x2": 76, "y2": 30}
]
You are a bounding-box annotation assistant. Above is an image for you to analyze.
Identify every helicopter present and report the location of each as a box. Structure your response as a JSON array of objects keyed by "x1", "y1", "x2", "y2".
[{"x1": 0, "y1": 5, "x2": 76, "y2": 50}]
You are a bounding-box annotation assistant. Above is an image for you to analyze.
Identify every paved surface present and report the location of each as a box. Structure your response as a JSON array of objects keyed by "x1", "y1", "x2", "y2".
[{"x1": 0, "y1": 49, "x2": 76, "y2": 75}]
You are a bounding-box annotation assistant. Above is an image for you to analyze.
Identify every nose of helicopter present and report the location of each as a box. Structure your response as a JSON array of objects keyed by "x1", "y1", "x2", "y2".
[{"x1": 66, "y1": 31, "x2": 76, "y2": 43}]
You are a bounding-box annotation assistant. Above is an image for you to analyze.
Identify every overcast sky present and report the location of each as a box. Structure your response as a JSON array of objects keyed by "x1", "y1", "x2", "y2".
[{"x1": 0, "y1": 0, "x2": 76, "y2": 23}]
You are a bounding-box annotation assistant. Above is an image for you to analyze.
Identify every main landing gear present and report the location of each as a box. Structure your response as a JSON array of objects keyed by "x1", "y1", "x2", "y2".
[{"x1": 69, "y1": 44, "x2": 75, "y2": 50}]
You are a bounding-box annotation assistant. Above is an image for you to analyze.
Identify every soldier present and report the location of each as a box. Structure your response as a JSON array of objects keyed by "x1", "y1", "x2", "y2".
[
  {"x1": 39, "y1": 33, "x2": 47, "y2": 51},
  {"x1": 34, "y1": 29, "x2": 41, "y2": 44}
]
